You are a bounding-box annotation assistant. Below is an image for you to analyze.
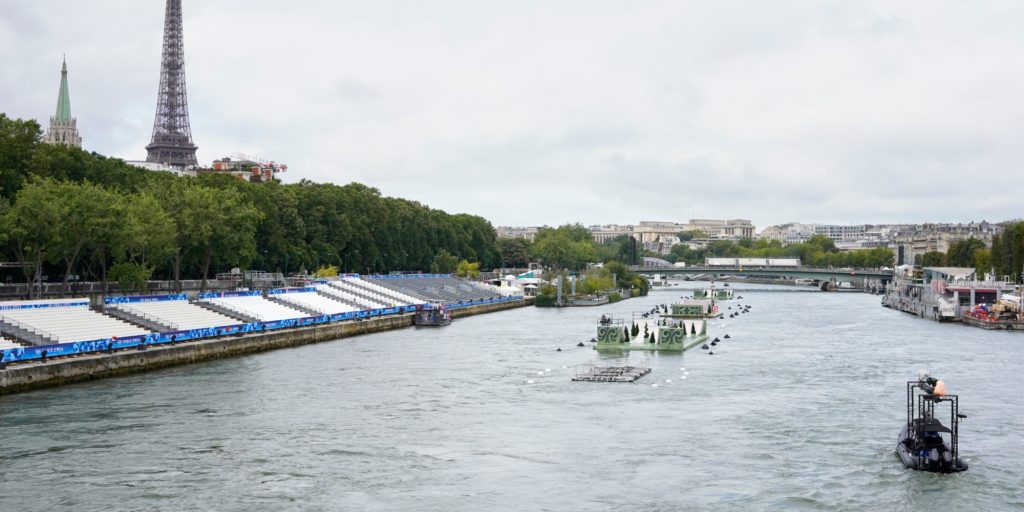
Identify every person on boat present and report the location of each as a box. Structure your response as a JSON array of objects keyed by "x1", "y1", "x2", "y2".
[{"x1": 918, "y1": 371, "x2": 947, "y2": 396}]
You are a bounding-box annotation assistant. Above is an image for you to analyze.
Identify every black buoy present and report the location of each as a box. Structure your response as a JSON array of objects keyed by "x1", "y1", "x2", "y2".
[
  {"x1": 711, "y1": 341, "x2": 717, "y2": 346},
  {"x1": 590, "y1": 338, "x2": 597, "y2": 343},
  {"x1": 701, "y1": 344, "x2": 709, "y2": 350},
  {"x1": 577, "y1": 342, "x2": 585, "y2": 347},
  {"x1": 724, "y1": 334, "x2": 731, "y2": 339},
  {"x1": 713, "y1": 337, "x2": 720, "y2": 342},
  {"x1": 708, "y1": 351, "x2": 714, "y2": 355},
  {"x1": 556, "y1": 348, "x2": 562, "y2": 352}
]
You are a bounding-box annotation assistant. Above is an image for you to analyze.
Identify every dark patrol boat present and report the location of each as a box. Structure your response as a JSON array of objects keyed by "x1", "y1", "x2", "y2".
[
  {"x1": 414, "y1": 303, "x2": 452, "y2": 327},
  {"x1": 896, "y1": 373, "x2": 968, "y2": 473}
]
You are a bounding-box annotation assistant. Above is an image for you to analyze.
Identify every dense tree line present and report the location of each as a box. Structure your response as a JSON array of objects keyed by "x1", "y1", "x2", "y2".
[
  {"x1": 0, "y1": 115, "x2": 498, "y2": 294},
  {"x1": 665, "y1": 234, "x2": 895, "y2": 269},
  {"x1": 991, "y1": 223, "x2": 1024, "y2": 281}
]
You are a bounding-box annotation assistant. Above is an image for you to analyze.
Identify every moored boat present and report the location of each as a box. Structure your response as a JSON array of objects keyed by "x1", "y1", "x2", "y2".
[{"x1": 414, "y1": 303, "x2": 452, "y2": 326}]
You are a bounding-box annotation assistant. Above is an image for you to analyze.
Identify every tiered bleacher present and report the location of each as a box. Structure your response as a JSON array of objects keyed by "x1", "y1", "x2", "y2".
[
  {"x1": 328, "y1": 277, "x2": 421, "y2": 308},
  {"x1": 269, "y1": 289, "x2": 357, "y2": 315},
  {"x1": 317, "y1": 284, "x2": 387, "y2": 309},
  {"x1": 367, "y1": 275, "x2": 502, "y2": 304},
  {"x1": 107, "y1": 298, "x2": 239, "y2": 331},
  {"x1": 0, "y1": 299, "x2": 150, "y2": 345},
  {"x1": 201, "y1": 293, "x2": 308, "y2": 322}
]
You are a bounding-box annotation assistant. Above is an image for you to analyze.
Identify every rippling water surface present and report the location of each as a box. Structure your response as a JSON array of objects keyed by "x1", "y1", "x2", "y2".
[{"x1": 3, "y1": 283, "x2": 1024, "y2": 511}]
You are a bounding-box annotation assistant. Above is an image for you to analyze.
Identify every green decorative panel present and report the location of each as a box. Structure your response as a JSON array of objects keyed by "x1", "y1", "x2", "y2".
[
  {"x1": 658, "y1": 327, "x2": 686, "y2": 345},
  {"x1": 597, "y1": 326, "x2": 625, "y2": 343}
]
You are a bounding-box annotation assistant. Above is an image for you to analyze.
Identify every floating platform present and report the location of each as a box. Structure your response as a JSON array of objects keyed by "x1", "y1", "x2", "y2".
[
  {"x1": 594, "y1": 314, "x2": 709, "y2": 352},
  {"x1": 572, "y1": 364, "x2": 651, "y2": 382}
]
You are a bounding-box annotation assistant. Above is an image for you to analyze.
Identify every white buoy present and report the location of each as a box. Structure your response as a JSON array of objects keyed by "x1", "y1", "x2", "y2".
[
  {"x1": 536, "y1": 371, "x2": 544, "y2": 376},
  {"x1": 562, "y1": 365, "x2": 567, "y2": 369},
  {"x1": 545, "y1": 368, "x2": 551, "y2": 372},
  {"x1": 651, "y1": 384, "x2": 659, "y2": 388},
  {"x1": 665, "y1": 379, "x2": 672, "y2": 383},
  {"x1": 682, "y1": 376, "x2": 687, "y2": 380},
  {"x1": 527, "y1": 380, "x2": 534, "y2": 384},
  {"x1": 680, "y1": 367, "x2": 686, "y2": 371}
]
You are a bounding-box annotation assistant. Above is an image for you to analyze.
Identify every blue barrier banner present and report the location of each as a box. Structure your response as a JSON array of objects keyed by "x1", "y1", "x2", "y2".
[
  {"x1": 267, "y1": 287, "x2": 317, "y2": 295},
  {"x1": 368, "y1": 274, "x2": 453, "y2": 279},
  {"x1": 104, "y1": 294, "x2": 188, "y2": 305},
  {"x1": 197, "y1": 290, "x2": 261, "y2": 299},
  {"x1": 0, "y1": 300, "x2": 88, "y2": 311}
]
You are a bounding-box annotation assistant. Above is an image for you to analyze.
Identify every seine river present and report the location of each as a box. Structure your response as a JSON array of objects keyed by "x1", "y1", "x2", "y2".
[{"x1": 2, "y1": 282, "x2": 1023, "y2": 511}]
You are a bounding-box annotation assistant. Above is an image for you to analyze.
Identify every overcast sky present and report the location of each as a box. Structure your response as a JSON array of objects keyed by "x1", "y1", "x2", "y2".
[{"x1": 3, "y1": 1, "x2": 1023, "y2": 229}]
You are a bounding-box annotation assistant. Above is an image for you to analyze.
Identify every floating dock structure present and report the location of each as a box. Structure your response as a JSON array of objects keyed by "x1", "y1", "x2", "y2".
[
  {"x1": 693, "y1": 283, "x2": 734, "y2": 301},
  {"x1": 572, "y1": 364, "x2": 651, "y2": 382},
  {"x1": 665, "y1": 298, "x2": 719, "y2": 319},
  {"x1": 594, "y1": 313, "x2": 709, "y2": 352}
]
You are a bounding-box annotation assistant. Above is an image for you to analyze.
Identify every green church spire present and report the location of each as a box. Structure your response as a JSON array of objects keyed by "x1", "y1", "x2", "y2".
[
  {"x1": 44, "y1": 55, "x2": 81, "y2": 148},
  {"x1": 55, "y1": 56, "x2": 72, "y2": 124}
]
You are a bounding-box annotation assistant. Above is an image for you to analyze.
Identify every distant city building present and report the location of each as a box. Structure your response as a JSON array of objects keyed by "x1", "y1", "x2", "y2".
[
  {"x1": 758, "y1": 223, "x2": 817, "y2": 244},
  {"x1": 43, "y1": 57, "x2": 81, "y2": 148},
  {"x1": 688, "y1": 219, "x2": 755, "y2": 239},
  {"x1": 814, "y1": 224, "x2": 866, "y2": 242},
  {"x1": 496, "y1": 226, "x2": 540, "y2": 241},
  {"x1": 761, "y1": 221, "x2": 1002, "y2": 264},
  {"x1": 589, "y1": 224, "x2": 635, "y2": 243},
  {"x1": 634, "y1": 221, "x2": 688, "y2": 243},
  {"x1": 207, "y1": 156, "x2": 287, "y2": 182},
  {"x1": 893, "y1": 221, "x2": 1001, "y2": 266}
]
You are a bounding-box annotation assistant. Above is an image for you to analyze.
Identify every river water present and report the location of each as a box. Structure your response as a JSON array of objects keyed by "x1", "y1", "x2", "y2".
[{"x1": 2, "y1": 282, "x2": 1023, "y2": 511}]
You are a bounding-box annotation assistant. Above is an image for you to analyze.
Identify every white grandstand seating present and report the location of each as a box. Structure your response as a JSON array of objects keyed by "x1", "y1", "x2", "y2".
[
  {"x1": 272, "y1": 291, "x2": 357, "y2": 315},
  {"x1": 201, "y1": 295, "x2": 306, "y2": 322},
  {"x1": 337, "y1": 277, "x2": 421, "y2": 306},
  {"x1": 0, "y1": 336, "x2": 24, "y2": 350},
  {"x1": 325, "y1": 281, "x2": 400, "y2": 308},
  {"x1": 0, "y1": 302, "x2": 150, "y2": 343},
  {"x1": 317, "y1": 284, "x2": 387, "y2": 310},
  {"x1": 109, "y1": 300, "x2": 239, "y2": 331},
  {"x1": 368, "y1": 276, "x2": 502, "y2": 304}
]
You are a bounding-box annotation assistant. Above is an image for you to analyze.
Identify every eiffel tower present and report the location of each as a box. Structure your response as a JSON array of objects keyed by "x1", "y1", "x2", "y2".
[{"x1": 146, "y1": 0, "x2": 198, "y2": 167}]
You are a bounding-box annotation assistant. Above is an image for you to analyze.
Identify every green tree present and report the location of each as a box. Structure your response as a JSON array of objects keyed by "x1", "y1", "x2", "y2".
[
  {"x1": 497, "y1": 238, "x2": 533, "y2": 268},
  {"x1": 0, "y1": 114, "x2": 41, "y2": 198},
  {"x1": 974, "y1": 248, "x2": 992, "y2": 278},
  {"x1": 4, "y1": 179, "x2": 63, "y2": 297},
  {"x1": 919, "y1": 251, "x2": 947, "y2": 267},
  {"x1": 455, "y1": 259, "x2": 481, "y2": 278},
  {"x1": 677, "y1": 229, "x2": 707, "y2": 241},
  {"x1": 109, "y1": 262, "x2": 151, "y2": 292},
  {"x1": 431, "y1": 249, "x2": 459, "y2": 273}
]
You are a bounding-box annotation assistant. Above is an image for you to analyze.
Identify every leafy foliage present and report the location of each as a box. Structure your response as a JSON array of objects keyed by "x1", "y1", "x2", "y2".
[{"x1": 0, "y1": 115, "x2": 502, "y2": 288}]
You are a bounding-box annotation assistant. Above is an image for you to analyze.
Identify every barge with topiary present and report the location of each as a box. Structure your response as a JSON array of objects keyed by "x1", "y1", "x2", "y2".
[{"x1": 594, "y1": 313, "x2": 708, "y2": 352}]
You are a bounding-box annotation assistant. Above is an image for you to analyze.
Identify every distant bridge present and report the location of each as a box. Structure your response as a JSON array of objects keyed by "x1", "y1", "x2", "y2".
[{"x1": 629, "y1": 266, "x2": 894, "y2": 285}]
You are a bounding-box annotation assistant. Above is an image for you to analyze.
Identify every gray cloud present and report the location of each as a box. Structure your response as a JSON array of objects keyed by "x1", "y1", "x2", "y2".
[{"x1": 2, "y1": 0, "x2": 1023, "y2": 228}]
